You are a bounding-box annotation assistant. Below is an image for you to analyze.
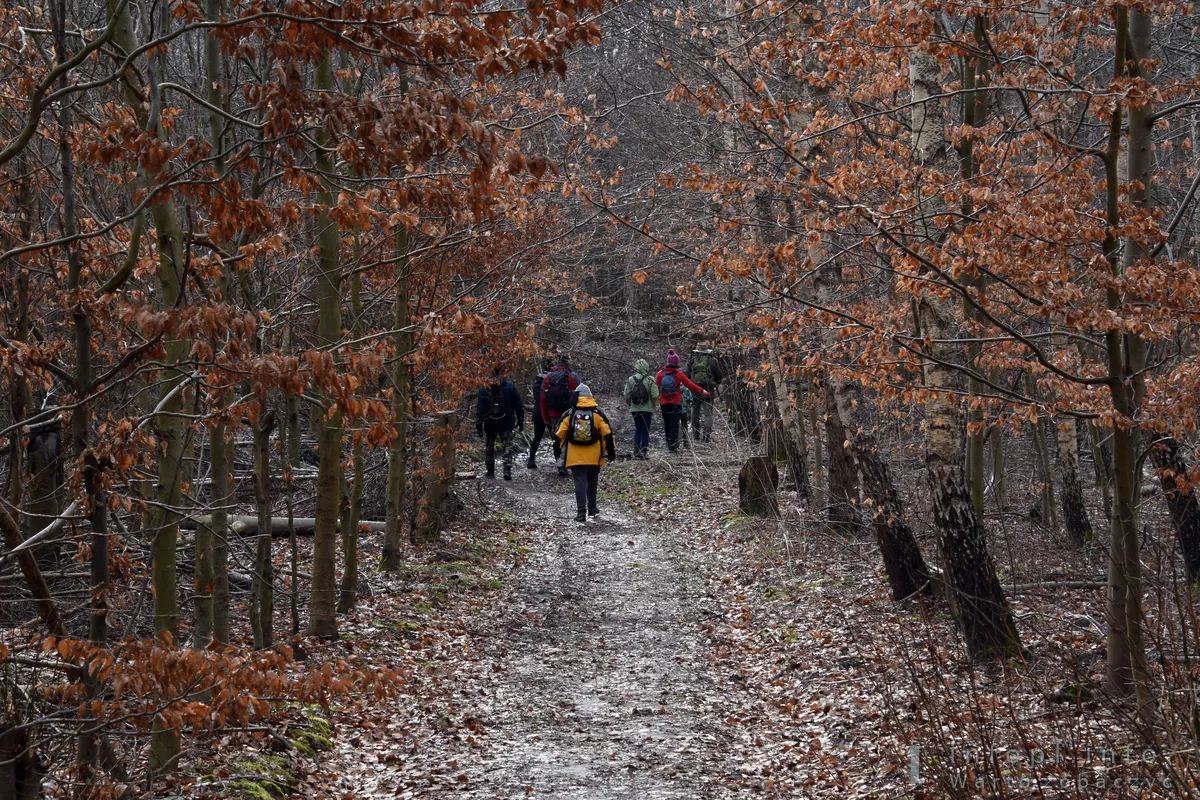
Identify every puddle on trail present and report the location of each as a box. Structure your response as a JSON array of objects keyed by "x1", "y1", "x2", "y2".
[{"x1": 455, "y1": 470, "x2": 729, "y2": 798}]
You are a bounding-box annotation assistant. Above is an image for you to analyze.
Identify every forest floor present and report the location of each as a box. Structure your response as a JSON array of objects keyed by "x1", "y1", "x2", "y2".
[
  {"x1": 308, "y1": 447, "x2": 738, "y2": 799},
  {"x1": 254, "y1": 429, "x2": 1169, "y2": 800},
  {"x1": 296, "y1": 439, "x2": 923, "y2": 799}
]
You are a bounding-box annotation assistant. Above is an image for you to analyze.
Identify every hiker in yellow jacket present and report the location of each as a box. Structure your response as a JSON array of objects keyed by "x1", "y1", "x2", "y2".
[{"x1": 555, "y1": 384, "x2": 617, "y2": 523}]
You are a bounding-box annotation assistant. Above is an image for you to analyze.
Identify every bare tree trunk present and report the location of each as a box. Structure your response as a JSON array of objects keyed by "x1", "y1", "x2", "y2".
[
  {"x1": 106, "y1": 0, "x2": 195, "y2": 766},
  {"x1": 919, "y1": 296, "x2": 1022, "y2": 660},
  {"x1": 52, "y1": 1, "x2": 111, "y2": 773},
  {"x1": 285, "y1": 356, "x2": 301, "y2": 635},
  {"x1": 210, "y1": 425, "x2": 232, "y2": 646},
  {"x1": 1026, "y1": 375, "x2": 1058, "y2": 530},
  {"x1": 194, "y1": 469, "x2": 216, "y2": 648},
  {"x1": 1104, "y1": 6, "x2": 1152, "y2": 716},
  {"x1": 911, "y1": 47, "x2": 1021, "y2": 661},
  {"x1": 832, "y1": 375, "x2": 932, "y2": 599},
  {"x1": 3, "y1": 156, "x2": 30, "y2": 537},
  {"x1": 824, "y1": 380, "x2": 860, "y2": 536},
  {"x1": 414, "y1": 411, "x2": 457, "y2": 544},
  {"x1": 251, "y1": 410, "x2": 276, "y2": 648},
  {"x1": 959, "y1": 26, "x2": 987, "y2": 521},
  {"x1": 339, "y1": 242, "x2": 366, "y2": 613},
  {"x1": 813, "y1": 255, "x2": 930, "y2": 598},
  {"x1": 1104, "y1": 7, "x2": 1152, "y2": 719},
  {"x1": 809, "y1": 398, "x2": 823, "y2": 507},
  {"x1": 1057, "y1": 418, "x2": 1093, "y2": 545},
  {"x1": 382, "y1": 226, "x2": 411, "y2": 571},
  {"x1": 307, "y1": 49, "x2": 344, "y2": 640},
  {"x1": 793, "y1": 383, "x2": 811, "y2": 499},
  {"x1": 765, "y1": 338, "x2": 810, "y2": 499},
  {"x1": 989, "y1": 422, "x2": 1007, "y2": 512},
  {"x1": 194, "y1": 0, "x2": 229, "y2": 651}
]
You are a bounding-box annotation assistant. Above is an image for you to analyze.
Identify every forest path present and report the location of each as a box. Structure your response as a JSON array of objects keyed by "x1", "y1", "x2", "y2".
[{"x1": 455, "y1": 466, "x2": 729, "y2": 798}]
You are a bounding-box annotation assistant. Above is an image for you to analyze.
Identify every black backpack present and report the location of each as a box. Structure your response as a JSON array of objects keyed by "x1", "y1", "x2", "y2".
[
  {"x1": 546, "y1": 370, "x2": 572, "y2": 413},
  {"x1": 483, "y1": 384, "x2": 507, "y2": 420},
  {"x1": 629, "y1": 375, "x2": 650, "y2": 405}
]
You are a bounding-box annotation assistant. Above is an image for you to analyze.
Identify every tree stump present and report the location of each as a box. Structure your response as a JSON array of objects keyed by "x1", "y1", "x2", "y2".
[
  {"x1": 739, "y1": 456, "x2": 779, "y2": 517},
  {"x1": 414, "y1": 411, "x2": 457, "y2": 543}
]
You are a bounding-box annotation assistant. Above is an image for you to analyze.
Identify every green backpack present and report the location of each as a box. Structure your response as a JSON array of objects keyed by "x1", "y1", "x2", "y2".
[{"x1": 691, "y1": 355, "x2": 710, "y2": 386}]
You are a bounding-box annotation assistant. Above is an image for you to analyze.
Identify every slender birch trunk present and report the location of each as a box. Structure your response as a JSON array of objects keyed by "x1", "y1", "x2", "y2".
[
  {"x1": 1057, "y1": 418, "x2": 1093, "y2": 545},
  {"x1": 911, "y1": 46, "x2": 1021, "y2": 661},
  {"x1": 823, "y1": 380, "x2": 860, "y2": 535},
  {"x1": 814, "y1": 258, "x2": 930, "y2": 599}
]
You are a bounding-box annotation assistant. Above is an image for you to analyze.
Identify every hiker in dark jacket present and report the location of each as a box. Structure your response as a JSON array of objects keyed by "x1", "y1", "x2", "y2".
[
  {"x1": 554, "y1": 384, "x2": 616, "y2": 522},
  {"x1": 476, "y1": 367, "x2": 525, "y2": 480},
  {"x1": 527, "y1": 356, "x2": 554, "y2": 469},
  {"x1": 656, "y1": 348, "x2": 708, "y2": 452},
  {"x1": 622, "y1": 358, "x2": 659, "y2": 459},
  {"x1": 541, "y1": 354, "x2": 579, "y2": 476},
  {"x1": 687, "y1": 345, "x2": 723, "y2": 442}
]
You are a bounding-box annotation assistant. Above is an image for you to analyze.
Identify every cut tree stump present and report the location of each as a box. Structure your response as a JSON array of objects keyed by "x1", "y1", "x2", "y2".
[{"x1": 739, "y1": 456, "x2": 779, "y2": 517}]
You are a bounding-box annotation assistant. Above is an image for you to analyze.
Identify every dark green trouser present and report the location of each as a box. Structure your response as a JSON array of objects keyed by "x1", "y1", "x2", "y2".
[{"x1": 486, "y1": 429, "x2": 516, "y2": 473}]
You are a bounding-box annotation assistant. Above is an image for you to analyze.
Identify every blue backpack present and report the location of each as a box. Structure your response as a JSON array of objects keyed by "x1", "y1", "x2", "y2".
[{"x1": 660, "y1": 370, "x2": 678, "y2": 396}]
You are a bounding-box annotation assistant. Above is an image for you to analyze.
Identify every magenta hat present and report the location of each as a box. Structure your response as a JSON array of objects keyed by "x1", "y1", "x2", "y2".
[{"x1": 667, "y1": 348, "x2": 680, "y2": 367}]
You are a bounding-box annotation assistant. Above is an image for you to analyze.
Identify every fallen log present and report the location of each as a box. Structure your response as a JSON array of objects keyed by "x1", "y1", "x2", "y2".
[{"x1": 181, "y1": 516, "x2": 388, "y2": 537}]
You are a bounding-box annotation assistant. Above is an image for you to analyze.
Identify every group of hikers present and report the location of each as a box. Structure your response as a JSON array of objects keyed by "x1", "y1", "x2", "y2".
[{"x1": 475, "y1": 346, "x2": 723, "y2": 522}]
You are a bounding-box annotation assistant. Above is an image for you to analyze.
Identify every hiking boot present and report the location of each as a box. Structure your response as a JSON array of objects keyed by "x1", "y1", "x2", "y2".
[
  {"x1": 587, "y1": 506, "x2": 599, "y2": 517},
  {"x1": 574, "y1": 511, "x2": 587, "y2": 523},
  {"x1": 558, "y1": 466, "x2": 569, "y2": 477}
]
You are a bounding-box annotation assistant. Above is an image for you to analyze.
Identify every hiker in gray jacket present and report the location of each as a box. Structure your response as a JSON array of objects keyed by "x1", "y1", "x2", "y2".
[{"x1": 622, "y1": 358, "x2": 659, "y2": 459}]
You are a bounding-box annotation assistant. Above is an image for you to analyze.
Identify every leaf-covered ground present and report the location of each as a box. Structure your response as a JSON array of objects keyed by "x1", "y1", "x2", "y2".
[{"x1": 283, "y1": 439, "x2": 1180, "y2": 799}]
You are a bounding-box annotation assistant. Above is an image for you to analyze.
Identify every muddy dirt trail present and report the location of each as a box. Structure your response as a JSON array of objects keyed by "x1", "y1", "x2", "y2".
[{"x1": 457, "y1": 469, "x2": 731, "y2": 798}]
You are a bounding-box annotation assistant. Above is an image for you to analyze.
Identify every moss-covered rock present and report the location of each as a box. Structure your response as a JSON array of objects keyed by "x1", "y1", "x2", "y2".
[
  {"x1": 230, "y1": 779, "x2": 276, "y2": 800},
  {"x1": 289, "y1": 709, "x2": 335, "y2": 757},
  {"x1": 226, "y1": 754, "x2": 296, "y2": 799}
]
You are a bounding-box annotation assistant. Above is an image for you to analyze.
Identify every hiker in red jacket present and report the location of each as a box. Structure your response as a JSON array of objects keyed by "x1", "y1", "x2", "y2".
[
  {"x1": 656, "y1": 348, "x2": 707, "y2": 452},
  {"x1": 541, "y1": 354, "x2": 579, "y2": 476}
]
